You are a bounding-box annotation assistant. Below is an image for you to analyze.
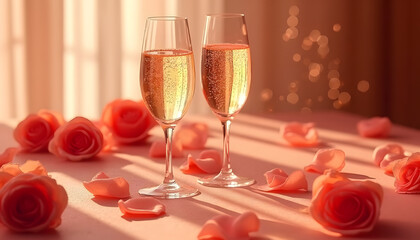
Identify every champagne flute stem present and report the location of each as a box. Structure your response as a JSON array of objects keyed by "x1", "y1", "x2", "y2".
[
  {"x1": 163, "y1": 125, "x2": 175, "y2": 184},
  {"x1": 221, "y1": 119, "x2": 233, "y2": 174}
]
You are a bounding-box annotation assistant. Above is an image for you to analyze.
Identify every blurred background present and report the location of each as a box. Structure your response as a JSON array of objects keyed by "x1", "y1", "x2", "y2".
[{"x1": 1, "y1": 0, "x2": 419, "y2": 128}]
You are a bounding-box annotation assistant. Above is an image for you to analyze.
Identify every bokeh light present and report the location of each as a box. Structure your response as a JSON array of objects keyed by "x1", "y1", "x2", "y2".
[
  {"x1": 287, "y1": 92, "x2": 299, "y2": 104},
  {"x1": 292, "y1": 53, "x2": 301, "y2": 62},
  {"x1": 333, "y1": 23, "x2": 341, "y2": 32},
  {"x1": 328, "y1": 89, "x2": 339, "y2": 100},
  {"x1": 289, "y1": 81, "x2": 298, "y2": 92},
  {"x1": 333, "y1": 100, "x2": 342, "y2": 109},
  {"x1": 285, "y1": 27, "x2": 299, "y2": 39},
  {"x1": 329, "y1": 78, "x2": 341, "y2": 89},
  {"x1": 357, "y1": 80, "x2": 370, "y2": 92},
  {"x1": 260, "y1": 88, "x2": 273, "y2": 101},
  {"x1": 301, "y1": 37, "x2": 313, "y2": 50},
  {"x1": 338, "y1": 91, "x2": 351, "y2": 104},
  {"x1": 328, "y1": 69, "x2": 340, "y2": 79},
  {"x1": 287, "y1": 16, "x2": 299, "y2": 27},
  {"x1": 289, "y1": 5, "x2": 299, "y2": 16},
  {"x1": 309, "y1": 29, "x2": 321, "y2": 42}
]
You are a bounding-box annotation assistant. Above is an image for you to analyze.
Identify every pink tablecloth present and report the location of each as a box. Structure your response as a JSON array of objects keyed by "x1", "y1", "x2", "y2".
[{"x1": 0, "y1": 112, "x2": 419, "y2": 239}]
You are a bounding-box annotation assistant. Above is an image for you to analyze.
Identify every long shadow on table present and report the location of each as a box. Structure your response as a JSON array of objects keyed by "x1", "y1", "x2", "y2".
[
  {"x1": 248, "y1": 189, "x2": 310, "y2": 212},
  {"x1": 0, "y1": 205, "x2": 140, "y2": 240}
]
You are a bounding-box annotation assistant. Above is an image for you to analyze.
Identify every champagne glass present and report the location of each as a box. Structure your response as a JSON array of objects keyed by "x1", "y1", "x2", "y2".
[
  {"x1": 198, "y1": 14, "x2": 255, "y2": 187},
  {"x1": 139, "y1": 16, "x2": 199, "y2": 198}
]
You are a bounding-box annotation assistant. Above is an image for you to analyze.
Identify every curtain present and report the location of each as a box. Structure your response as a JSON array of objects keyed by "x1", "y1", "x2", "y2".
[{"x1": 1, "y1": 0, "x2": 419, "y2": 128}]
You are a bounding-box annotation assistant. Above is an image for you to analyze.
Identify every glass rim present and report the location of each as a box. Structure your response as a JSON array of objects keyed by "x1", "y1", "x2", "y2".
[
  {"x1": 206, "y1": 13, "x2": 245, "y2": 18},
  {"x1": 147, "y1": 16, "x2": 187, "y2": 21}
]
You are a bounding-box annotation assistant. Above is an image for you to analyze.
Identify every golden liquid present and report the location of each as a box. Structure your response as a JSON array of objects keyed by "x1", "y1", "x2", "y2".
[
  {"x1": 141, "y1": 49, "x2": 195, "y2": 124},
  {"x1": 202, "y1": 44, "x2": 251, "y2": 118}
]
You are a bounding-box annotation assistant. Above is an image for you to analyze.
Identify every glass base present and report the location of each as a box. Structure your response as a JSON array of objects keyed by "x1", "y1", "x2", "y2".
[
  {"x1": 138, "y1": 181, "x2": 200, "y2": 199},
  {"x1": 197, "y1": 172, "x2": 255, "y2": 188}
]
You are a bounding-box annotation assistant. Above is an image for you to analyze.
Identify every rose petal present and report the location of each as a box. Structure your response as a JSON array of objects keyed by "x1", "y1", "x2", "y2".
[
  {"x1": 118, "y1": 197, "x2": 165, "y2": 217},
  {"x1": 198, "y1": 211, "x2": 259, "y2": 240},
  {"x1": 380, "y1": 153, "x2": 407, "y2": 176},
  {"x1": 311, "y1": 170, "x2": 349, "y2": 197},
  {"x1": 149, "y1": 140, "x2": 184, "y2": 158},
  {"x1": 83, "y1": 172, "x2": 130, "y2": 198},
  {"x1": 174, "y1": 122, "x2": 209, "y2": 149},
  {"x1": 281, "y1": 122, "x2": 319, "y2": 147},
  {"x1": 0, "y1": 147, "x2": 18, "y2": 167},
  {"x1": 0, "y1": 160, "x2": 49, "y2": 189},
  {"x1": 0, "y1": 160, "x2": 48, "y2": 177},
  {"x1": 20, "y1": 160, "x2": 49, "y2": 176},
  {"x1": 372, "y1": 143, "x2": 405, "y2": 166},
  {"x1": 393, "y1": 152, "x2": 420, "y2": 193},
  {"x1": 180, "y1": 150, "x2": 222, "y2": 174},
  {"x1": 304, "y1": 148, "x2": 345, "y2": 174},
  {"x1": 252, "y1": 168, "x2": 308, "y2": 192},
  {"x1": 357, "y1": 117, "x2": 391, "y2": 138}
]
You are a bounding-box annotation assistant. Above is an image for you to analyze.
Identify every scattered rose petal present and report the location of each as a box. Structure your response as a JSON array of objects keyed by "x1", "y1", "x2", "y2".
[
  {"x1": 393, "y1": 152, "x2": 420, "y2": 193},
  {"x1": 83, "y1": 172, "x2": 130, "y2": 198},
  {"x1": 381, "y1": 156, "x2": 400, "y2": 176},
  {"x1": 118, "y1": 197, "x2": 165, "y2": 217},
  {"x1": 174, "y1": 122, "x2": 209, "y2": 149},
  {"x1": 304, "y1": 148, "x2": 345, "y2": 174},
  {"x1": 180, "y1": 150, "x2": 222, "y2": 174},
  {"x1": 372, "y1": 143, "x2": 405, "y2": 166},
  {"x1": 49, "y1": 117, "x2": 104, "y2": 161},
  {"x1": 1, "y1": 160, "x2": 48, "y2": 178},
  {"x1": 281, "y1": 122, "x2": 319, "y2": 147},
  {"x1": 0, "y1": 147, "x2": 18, "y2": 167},
  {"x1": 19, "y1": 160, "x2": 49, "y2": 176},
  {"x1": 101, "y1": 99, "x2": 156, "y2": 144},
  {"x1": 149, "y1": 140, "x2": 184, "y2": 158},
  {"x1": 0, "y1": 173, "x2": 68, "y2": 232},
  {"x1": 309, "y1": 170, "x2": 383, "y2": 236},
  {"x1": 198, "y1": 211, "x2": 260, "y2": 240},
  {"x1": 357, "y1": 117, "x2": 391, "y2": 138},
  {"x1": 14, "y1": 110, "x2": 63, "y2": 152},
  {"x1": 252, "y1": 168, "x2": 308, "y2": 192}
]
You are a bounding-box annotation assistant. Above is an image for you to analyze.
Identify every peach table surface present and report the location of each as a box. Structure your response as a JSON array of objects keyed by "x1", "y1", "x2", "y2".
[{"x1": 0, "y1": 111, "x2": 419, "y2": 240}]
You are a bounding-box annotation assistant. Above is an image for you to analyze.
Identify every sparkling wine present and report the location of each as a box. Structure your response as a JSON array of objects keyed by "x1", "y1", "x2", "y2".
[
  {"x1": 202, "y1": 43, "x2": 251, "y2": 118},
  {"x1": 141, "y1": 49, "x2": 195, "y2": 124}
]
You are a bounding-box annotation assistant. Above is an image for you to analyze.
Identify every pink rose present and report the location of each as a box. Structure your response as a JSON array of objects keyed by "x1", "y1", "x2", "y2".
[
  {"x1": 357, "y1": 117, "x2": 391, "y2": 138},
  {"x1": 49, "y1": 117, "x2": 104, "y2": 161},
  {"x1": 393, "y1": 152, "x2": 420, "y2": 193},
  {"x1": 14, "y1": 110, "x2": 64, "y2": 152},
  {"x1": 309, "y1": 170, "x2": 383, "y2": 235},
  {"x1": 101, "y1": 99, "x2": 156, "y2": 144},
  {"x1": 281, "y1": 122, "x2": 319, "y2": 147},
  {"x1": 0, "y1": 173, "x2": 68, "y2": 232}
]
